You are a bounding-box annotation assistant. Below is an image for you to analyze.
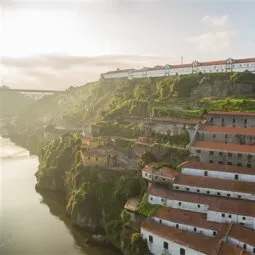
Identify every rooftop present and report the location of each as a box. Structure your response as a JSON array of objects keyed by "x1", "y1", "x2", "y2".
[
  {"x1": 181, "y1": 161, "x2": 255, "y2": 175},
  {"x1": 154, "y1": 207, "x2": 229, "y2": 238},
  {"x1": 153, "y1": 167, "x2": 178, "y2": 179},
  {"x1": 148, "y1": 185, "x2": 255, "y2": 217},
  {"x1": 124, "y1": 198, "x2": 140, "y2": 212},
  {"x1": 141, "y1": 219, "x2": 221, "y2": 255},
  {"x1": 207, "y1": 111, "x2": 255, "y2": 117},
  {"x1": 191, "y1": 141, "x2": 255, "y2": 154},
  {"x1": 141, "y1": 219, "x2": 246, "y2": 255},
  {"x1": 199, "y1": 125, "x2": 255, "y2": 136},
  {"x1": 174, "y1": 174, "x2": 255, "y2": 195}
]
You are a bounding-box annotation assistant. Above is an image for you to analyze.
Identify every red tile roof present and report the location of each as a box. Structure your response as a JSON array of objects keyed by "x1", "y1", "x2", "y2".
[
  {"x1": 199, "y1": 125, "x2": 255, "y2": 136},
  {"x1": 148, "y1": 185, "x2": 255, "y2": 217},
  {"x1": 153, "y1": 167, "x2": 178, "y2": 179},
  {"x1": 234, "y1": 58, "x2": 255, "y2": 63},
  {"x1": 141, "y1": 219, "x2": 221, "y2": 255},
  {"x1": 154, "y1": 207, "x2": 229, "y2": 238},
  {"x1": 174, "y1": 174, "x2": 255, "y2": 195},
  {"x1": 216, "y1": 241, "x2": 246, "y2": 255},
  {"x1": 228, "y1": 224, "x2": 255, "y2": 247},
  {"x1": 208, "y1": 111, "x2": 255, "y2": 117},
  {"x1": 192, "y1": 141, "x2": 255, "y2": 154},
  {"x1": 104, "y1": 68, "x2": 135, "y2": 75},
  {"x1": 181, "y1": 161, "x2": 255, "y2": 175},
  {"x1": 200, "y1": 60, "x2": 226, "y2": 66}
]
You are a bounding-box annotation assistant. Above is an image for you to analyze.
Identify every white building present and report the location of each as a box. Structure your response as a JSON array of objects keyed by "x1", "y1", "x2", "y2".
[
  {"x1": 180, "y1": 161, "x2": 255, "y2": 183},
  {"x1": 102, "y1": 57, "x2": 255, "y2": 80},
  {"x1": 148, "y1": 185, "x2": 255, "y2": 230},
  {"x1": 173, "y1": 174, "x2": 255, "y2": 201},
  {"x1": 141, "y1": 218, "x2": 248, "y2": 255}
]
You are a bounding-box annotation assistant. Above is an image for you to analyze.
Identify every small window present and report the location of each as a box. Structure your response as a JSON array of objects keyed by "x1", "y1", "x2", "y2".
[
  {"x1": 150, "y1": 197, "x2": 153, "y2": 200},
  {"x1": 197, "y1": 204, "x2": 200, "y2": 208},
  {"x1": 244, "y1": 244, "x2": 247, "y2": 249},
  {"x1": 238, "y1": 154, "x2": 242, "y2": 158},
  {"x1": 176, "y1": 224, "x2": 179, "y2": 228},
  {"x1": 161, "y1": 198, "x2": 164, "y2": 202},
  {"x1": 155, "y1": 176, "x2": 158, "y2": 179},
  {"x1": 229, "y1": 215, "x2": 232, "y2": 218},
  {"x1": 243, "y1": 217, "x2": 246, "y2": 220},
  {"x1": 159, "y1": 219, "x2": 162, "y2": 224},
  {"x1": 222, "y1": 213, "x2": 225, "y2": 217},
  {"x1": 227, "y1": 194, "x2": 230, "y2": 197},
  {"x1": 162, "y1": 178, "x2": 165, "y2": 181},
  {"x1": 194, "y1": 227, "x2": 197, "y2": 232},
  {"x1": 228, "y1": 162, "x2": 232, "y2": 166},
  {"x1": 213, "y1": 231, "x2": 216, "y2": 236},
  {"x1": 179, "y1": 202, "x2": 182, "y2": 206},
  {"x1": 197, "y1": 189, "x2": 200, "y2": 193},
  {"x1": 96, "y1": 157, "x2": 98, "y2": 161},
  {"x1": 213, "y1": 134, "x2": 216, "y2": 138},
  {"x1": 225, "y1": 134, "x2": 228, "y2": 139},
  {"x1": 219, "y1": 152, "x2": 223, "y2": 156},
  {"x1": 253, "y1": 248, "x2": 255, "y2": 253},
  {"x1": 207, "y1": 191, "x2": 210, "y2": 194},
  {"x1": 237, "y1": 163, "x2": 242, "y2": 167},
  {"x1": 204, "y1": 171, "x2": 208, "y2": 177},
  {"x1": 180, "y1": 248, "x2": 186, "y2": 255},
  {"x1": 209, "y1": 160, "x2": 214, "y2": 163},
  {"x1": 244, "y1": 119, "x2": 247, "y2": 124},
  {"x1": 235, "y1": 174, "x2": 239, "y2": 180},
  {"x1": 238, "y1": 195, "x2": 241, "y2": 199},
  {"x1": 186, "y1": 188, "x2": 190, "y2": 191},
  {"x1": 228, "y1": 153, "x2": 232, "y2": 157},
  {"x1": 149, "y1": 235, "x2": 153, "y2": 243},
  {"x1": 175, "y1": 186, "x2": 179, "y2": 190},
  {"x1": 209, "y1": 151, "x2": 214, "y2": 155},
  {"x1": 196, "y1": 150, "x2": 201, "y2": 153},
  {"x1": 163, "y1": 241, "x2": 168, "y2": 250},
  {"x1": 217, "y1": 192, "x2": 221, "y2": 196},
  {"x1": 233, "y1": 118, "x2": 236, "y2": 123}
]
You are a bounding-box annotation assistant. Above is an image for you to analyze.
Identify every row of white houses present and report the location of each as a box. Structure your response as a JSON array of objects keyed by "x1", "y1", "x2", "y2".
[{"x1": 102, "y1": 57, "x2": 255, "y2": 79}]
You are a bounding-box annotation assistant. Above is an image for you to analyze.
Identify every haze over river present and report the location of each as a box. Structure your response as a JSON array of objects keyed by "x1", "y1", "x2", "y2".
[{"x1": 0, "y1": 137, "x2": 119, "y2": 255}]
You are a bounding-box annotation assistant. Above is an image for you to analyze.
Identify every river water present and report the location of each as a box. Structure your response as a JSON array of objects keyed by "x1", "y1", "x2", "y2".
[{"x1": 0, "y1": 137, "x2": 120, "y2": 255}]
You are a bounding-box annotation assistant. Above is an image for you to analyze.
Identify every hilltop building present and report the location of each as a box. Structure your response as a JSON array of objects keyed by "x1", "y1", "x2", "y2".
[{"x1": 102, "y1": 57, "x2": 255, "y2": 80}]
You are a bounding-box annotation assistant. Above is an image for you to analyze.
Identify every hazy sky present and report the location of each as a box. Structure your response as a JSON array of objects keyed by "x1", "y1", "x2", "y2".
[{"x1": 0, "y1": 0, "x2": 254, "y2": 89}]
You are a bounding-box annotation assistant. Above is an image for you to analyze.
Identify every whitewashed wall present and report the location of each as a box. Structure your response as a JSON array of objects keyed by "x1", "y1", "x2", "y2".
[
  {"x1": 173, "y1": 184, "x2": 255, "y2": 201},
  {"x1": 142, "y1": 170, "x2": 152, "y2": 181},
  {"x1": 153, "y1": 217, "x2": 217, "y2": 238},
  {"x1": 226, "y1": 236, "x2": 255, "y2": 254},
  {"x1": 141, "y1": 228, "x2": 207, "y2": 255}
]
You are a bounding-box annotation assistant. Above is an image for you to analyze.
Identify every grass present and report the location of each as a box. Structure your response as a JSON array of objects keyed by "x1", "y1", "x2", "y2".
[{"x1": 138, "y1": 194, "x2": 160, "y2": 217}]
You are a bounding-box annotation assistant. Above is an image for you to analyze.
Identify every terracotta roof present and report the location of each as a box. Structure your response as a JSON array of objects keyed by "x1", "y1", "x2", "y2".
[
  {"x1": 141, "y1": 219, "x2": 221, "y2": 255},
  {"x1": 154, "y1": 207, "x2": 229, "y2": 238},
  {"x1": 175, "y1": 174, "x2": 255, "y2": 195},
  {"x1": 181, "y1": 161, "x2": 255, "y2": 175},
  {"x1": 200, "y1": 60, "x2": 226, "y2": 66},
  {"x1": 103, "y1": 68, "x2": 135, "y2": 75},
  {"x1": 216, "y1": 241, "x2": 246, "y2": 255},
  {"x1": 124, "y1": 198, "x2": 140, "y2": 212},
  {"x1": 148, "y1": 185, "x2": 255, "y2": 217},
  {"x1": 234, "y1": 58, "x2": 255, "y2": 63},
  {"x1": 153, "y1": 167, "x2": 178, "y2": 179},
  {"x1": 228, "y1": 224, "x2": 255, "y2": 247},
  {"x1": 192, "y1": 141, "x2": 255, "y2": 154},
  {"x1": 199, "y1": 125, "x2": 255, "y2": 136},
  {"x1": 173, "y1": 63, "x2": 193, "y2": 68},
  {"x1": 208, "y1": 111, "x2": 255, "y2": 117}
]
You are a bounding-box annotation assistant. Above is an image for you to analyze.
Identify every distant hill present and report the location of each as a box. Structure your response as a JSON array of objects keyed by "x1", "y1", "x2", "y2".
[
  {"x1": 0, "y1": 86, "x2": 34, "y2": 118},
  {"x1": 12, "y1": 72, "x2": 255, "y2": 127}
]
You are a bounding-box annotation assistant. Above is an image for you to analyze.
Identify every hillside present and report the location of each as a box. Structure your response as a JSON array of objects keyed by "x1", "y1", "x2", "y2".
[
  {"x1": 0, "y1": 86, "x2": 34, "y2": 118},
  {"x1": 13, "y1": 72, "x2": 255, "y2": 128}
]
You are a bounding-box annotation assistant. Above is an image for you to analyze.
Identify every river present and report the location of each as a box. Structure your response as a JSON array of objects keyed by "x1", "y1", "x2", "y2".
[{"x1": 0, "y1": 137, "x2": 120, "y2": 255}]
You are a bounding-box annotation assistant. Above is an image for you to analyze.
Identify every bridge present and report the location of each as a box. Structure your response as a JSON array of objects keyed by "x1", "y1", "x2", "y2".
[{"x1": 0, "y1": 87, "x2": 63, "y2": 100}]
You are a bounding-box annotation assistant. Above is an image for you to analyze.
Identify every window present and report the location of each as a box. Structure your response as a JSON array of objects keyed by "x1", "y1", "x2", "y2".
[
  {"x1": 237, "y1": 163, "x2": 242, "y2": 167},
  {"x1": 219, "y1": 152, "x2": 223, "y2": 156},
  {"x1": 149, "y1": 235, "x2": 153, "y2": 243},
  {"x1": 228, "y1": 162, "x2": 232, "y2": 166},
  {"x1": 247, "y1": 155, "x2": 252, "y2": 159},
  {"x1": 228, "y1": 153, "x2": 232, "y2": 157},
  {"x1": 88, "y1": 156, "x2": 90, "y2": 160},
  {"x1": 238, "y1": 195, "x2": 241, "y2": 199},
  {"x1": 161, "y1": 198, "x2": 164, "y2": 202},
  {"x1": 96, "y1": 157, "x2": 98, "y2": 161},
  {"x1": 209, "y1": 151, "x2": 214, "y2": 155},
  {"x1": 159, "y1": 220, "x2": 162, "y2": 224},
  {"x1": 210, "y1": 117, "x2": 214, "y2": 122},
  {"x1": 222, "y1": 213, "x2": 225, "y2": 217},
  {"x1": 207, "y1": 191, "x2": 210, "y2": 194},
  {"x1": 238, "y1": 153, "x2": 242, "y2": 158},
  {"x1": 227, "y1": 194, "x2": 230, "y2": 197},
  {"x1": 163, "y1": 242, "x2": 168, "y2": 250},
  {"x1": 180, "y1": 248, "x2": 186, "y2": 255},
  {"x1": 225, "y1": 134, "x2": 228, "y2": 139},
  {"x1": 243, "y1": 217, "x2": 246, "y2": 220},
  {"x1": 217, "y1": 192, "x2": 221, "y2": 196},
  {"x1": 233, "y1": 118, "x2": 236, "y2": 123},
  {"x1": 213, "y1": 134, "x2": 216, "y2": 138},
  {"x1": 155, "y1": 176, "x2": 158, "y2": 179},
  {"x1": 196, "y1": 150, "x2": 201, "y2": 153},
  {"x1": 197, "y1": 204, "x2": 200, "y2": 208},
  {"x1": 243, "y1": 244, "x2": 247, "y2": 249},
  {"x1": 197, "y1": 189, "x2": 200, "y2": 193},
  {"x1": 204, "y1": 171, "x2": 208, "y2": 177},
  {"x1": 229, "y1": 215, "x2": 232, "y2": 218},
  {"x1": 194, "y1": 227, "x2": 197, "y2": 232},
  {"x1": 175, "y1": 186, "x2": 179, "y2": 190},
  {"x1": 213, "y1": 231, "x2": 216, "y2": 236},
  {"x1": 150, "y1": 197, "x2": 153, "y2": 201},
  {"x1": 186, "y1": 188, "x2": 190, "y2": 191},
  {"x1": 179, "y1": 202, "x2": 182, "y2": 206},
  {"x1": 253, "y1": 248, "x2": 255, "y2": 253},
  {"x1": 244, "y1": 119, "x2": 247, "y2": 124},
  {"x1": 209, "y1": 160, "x2": 214, "y2": 163},
  {"x1": 162, "y1": 178, "x2": 165, "y2": 181},
  {"x1": 235, "y1": 174, "x2": 239, "y2": 180},
  {"x1": 176, "y1": 224, "x2": 179, "y2": 228}
]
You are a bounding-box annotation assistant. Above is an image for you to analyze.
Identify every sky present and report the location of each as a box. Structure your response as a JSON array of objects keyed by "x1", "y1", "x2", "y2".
[{"x1": 0, "y1": 0, "x2": 255, "y2": 89}]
